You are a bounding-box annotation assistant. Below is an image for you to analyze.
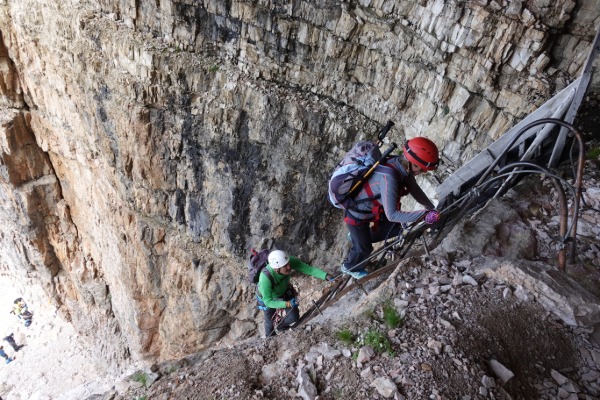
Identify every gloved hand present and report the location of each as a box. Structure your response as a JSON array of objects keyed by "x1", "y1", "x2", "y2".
[
  {"x1": 325, "y1": 274, "x2": 335, "y2": 282},
  {"x1": 424, "y1": 210, "x2": 440, "y2": 224},
  {"x1": 286, "y1": 298, "x2": 299, "y2": 308}
]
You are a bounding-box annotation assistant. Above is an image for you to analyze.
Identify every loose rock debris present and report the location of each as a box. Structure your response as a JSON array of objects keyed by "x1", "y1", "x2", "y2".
[{"x1": 108, "y1": 160, "x2": 600, "y2": 400}]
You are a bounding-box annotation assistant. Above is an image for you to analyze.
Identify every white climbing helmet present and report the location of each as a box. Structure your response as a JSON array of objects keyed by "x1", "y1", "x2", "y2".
[{"x1": 268, "y1": 250, "x2": 290, "y2": 269}]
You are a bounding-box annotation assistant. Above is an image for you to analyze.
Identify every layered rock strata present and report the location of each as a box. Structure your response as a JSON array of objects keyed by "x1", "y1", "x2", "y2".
[{"x1": 0, "y1": 0, "x2": 597, "y2": 364}]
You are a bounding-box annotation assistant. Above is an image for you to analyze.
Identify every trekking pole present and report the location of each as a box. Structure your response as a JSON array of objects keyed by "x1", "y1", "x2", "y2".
[
  {"x1": 347, "y1": 143, "x2": 398, "y2": 197},
  {"x1": 376, "y1": 120, "x2": 395, "y2": 146},
  {"x1": 343, "y1": 120, "x2": 395, "y2": 199}
]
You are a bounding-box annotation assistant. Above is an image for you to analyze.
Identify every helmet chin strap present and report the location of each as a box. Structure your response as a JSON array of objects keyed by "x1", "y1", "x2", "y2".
[{"x1": 408, "y1": 161, "x2": 415, "y2": 175}]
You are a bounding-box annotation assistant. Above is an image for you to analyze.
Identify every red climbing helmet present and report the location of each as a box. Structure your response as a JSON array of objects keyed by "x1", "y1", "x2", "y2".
[{"x1": 403, "y1": 137, "x2": 439, "y2": 171}]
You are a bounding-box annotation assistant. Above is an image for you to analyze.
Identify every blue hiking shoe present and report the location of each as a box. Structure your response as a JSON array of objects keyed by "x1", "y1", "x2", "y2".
[{"x1": 340, "y1": 264, "x2": 367, "y2": 279}]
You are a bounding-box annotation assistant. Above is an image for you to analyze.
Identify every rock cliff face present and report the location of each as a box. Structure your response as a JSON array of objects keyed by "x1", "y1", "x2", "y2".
[{"x1": 0, "y1": 0, "x2": 597, "y2": 365}]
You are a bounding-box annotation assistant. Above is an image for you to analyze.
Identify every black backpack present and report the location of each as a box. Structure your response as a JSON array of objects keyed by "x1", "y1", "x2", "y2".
[{"x1": 248, "y1": 248, "x2": 275, "y2": 286}]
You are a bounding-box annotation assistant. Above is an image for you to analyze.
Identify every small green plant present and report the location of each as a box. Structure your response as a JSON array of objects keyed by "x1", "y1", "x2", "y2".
[
  {"x1": 336, "y1": 328, "x2": 355, "y2": 345},
  {"x1": 382, "y1": 302, "x2": 403, "y2": 329},
  {"x1": 363, "y1": 329, "x2": 394, "y2": 356},
  {"x1": 166, "y1": 365, "x2": 177, "y2": 374},
  {"x1": 362, "y1": 307, "x2": 378, "y2": 320},
  {"x1": 134, "y1": 396, "x2": 147, "y2": 400},
  {"x1": 333, "y1": 388, "x2": 345, "y2": 399},
  {"x1": 132, "y1": 371, "x2": 148, "y2": 387},
  {"x1": 586, "y1": 145, "x2": 600, "y2": 160},
  {"x1": 208, "y1": 65, "x2": 219, "y2": 73}
]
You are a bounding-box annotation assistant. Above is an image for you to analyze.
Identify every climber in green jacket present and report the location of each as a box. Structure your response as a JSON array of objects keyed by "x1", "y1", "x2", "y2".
[{"x1": 257, "y1": 250, "x2": 333, "y2": 337}]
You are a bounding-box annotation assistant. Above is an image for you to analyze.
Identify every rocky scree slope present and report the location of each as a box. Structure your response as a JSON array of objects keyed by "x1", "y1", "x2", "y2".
[{"x1": 100, "y1": 155, "x2": 600, "y2": 400}]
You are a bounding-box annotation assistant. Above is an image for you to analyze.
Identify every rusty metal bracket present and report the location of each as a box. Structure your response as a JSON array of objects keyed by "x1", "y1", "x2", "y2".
[
  {"x1": 355, "y1": 279, "x2": 369, "y2": 296},
  {"x1": 311, "y1": 299, "x2": 323, "y2": 316},
  {"x1": 420, "y1": 235, "x2": 431, "y2": 260}
]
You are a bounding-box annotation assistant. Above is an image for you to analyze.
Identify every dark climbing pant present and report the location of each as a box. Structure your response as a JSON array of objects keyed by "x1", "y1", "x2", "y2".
[
  {"x1": 263, "y1": 306, "x2": 300, "y2": 337},
  {"x1": 344, "y1": 216, "x2": 403, "y2": 271},
  {"x1": 262, "y1": 287, "x2": 299, "y2": 337},
  {"x1": 3, "y1": 335, "x2": 19, "y2": 352}
]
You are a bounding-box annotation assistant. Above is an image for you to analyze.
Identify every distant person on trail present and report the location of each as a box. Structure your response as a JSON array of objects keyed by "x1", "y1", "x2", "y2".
[
  {"x1": 257, "y1": 250, "x2": 334, "y2": 337},
  {"x1": 340, "y1": 137, "x2": 441, "y2": 279},
  {"x1": 3, "y1": 334, "x2": 22, "y2": 352},
  {"x1": 0, "y1": 346, "x2": 13, "y2": 364},
  {"x1": 11, "y1": 298, "x2": 32, "y2": 327}
]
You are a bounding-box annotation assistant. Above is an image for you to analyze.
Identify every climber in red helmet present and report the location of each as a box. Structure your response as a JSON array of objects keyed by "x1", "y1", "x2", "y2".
[{"x1": 340, "y1": 137, "x2": 441, "y2": 279}]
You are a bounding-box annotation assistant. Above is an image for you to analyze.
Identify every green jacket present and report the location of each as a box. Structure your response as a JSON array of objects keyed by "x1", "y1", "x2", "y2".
[{"x1": 257, "y1": 256, "x2": 327, "y2": 309}]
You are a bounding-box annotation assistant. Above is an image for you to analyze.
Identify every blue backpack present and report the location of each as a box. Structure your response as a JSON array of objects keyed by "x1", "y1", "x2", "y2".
[{"x1": 328, "y1": 141, "x2": 382, "y2": 209}]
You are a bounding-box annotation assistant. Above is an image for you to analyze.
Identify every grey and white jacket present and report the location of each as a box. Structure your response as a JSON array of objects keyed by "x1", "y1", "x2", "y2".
[{"x1": 344, "y1": 156, "x2": 435, "y2": 225}]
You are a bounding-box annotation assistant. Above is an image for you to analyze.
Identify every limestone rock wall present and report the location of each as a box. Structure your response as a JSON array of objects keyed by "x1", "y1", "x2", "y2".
[{"x1": 0, "y1": 0, "x2": 597, "y2": 364}]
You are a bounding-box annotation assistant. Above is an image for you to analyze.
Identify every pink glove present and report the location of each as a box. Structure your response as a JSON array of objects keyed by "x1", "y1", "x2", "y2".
[{"x1": 424, "y1": 210, "x2": 440, "y2": 224}]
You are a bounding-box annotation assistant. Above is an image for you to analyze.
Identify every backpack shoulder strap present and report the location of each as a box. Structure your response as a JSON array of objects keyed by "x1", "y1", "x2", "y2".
[
  {"x1": 382, "y1": 161, "x2": 410, "y2": 194},
  {"x1": 262, "y1": 267, "x2": 276, "y2": 287}
]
